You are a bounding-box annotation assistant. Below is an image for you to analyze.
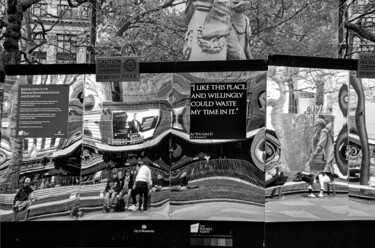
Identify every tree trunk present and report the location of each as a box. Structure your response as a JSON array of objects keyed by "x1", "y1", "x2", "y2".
[
  {"x1": 315, "y1": 79, "x2": 325, "y2": 107},
  {"x1": 89, "y1": 0, "x2": 97, "y2": 63},
  {"x1": 3, "y1": 0, "x2": 24, "y2": 65},
  {"x1": 0, "y1": 0, "x2": 26, "y2": 192}
]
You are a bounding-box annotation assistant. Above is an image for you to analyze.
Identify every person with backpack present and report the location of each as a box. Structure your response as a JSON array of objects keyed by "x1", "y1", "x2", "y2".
[{"x1": 305, "y1": 118, "x2": 337, "y2": 198}]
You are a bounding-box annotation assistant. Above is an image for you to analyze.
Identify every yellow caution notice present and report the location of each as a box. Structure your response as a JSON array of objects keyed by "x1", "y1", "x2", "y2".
[{"x1": 96, "y1": 56, "x2": 139, "y2": 82}]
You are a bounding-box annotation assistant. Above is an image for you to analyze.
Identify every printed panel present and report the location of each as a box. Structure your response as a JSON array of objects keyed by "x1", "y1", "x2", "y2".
[
  {"x1": 79, "y1": 74, "x2": 171, "y2": 220},
  {"x1": 0, "y1": 75, "x2": 83, "y2": 222},
  {"x1": 348, "y1": 74, "x2": 375, "y2": 219},
  {"x1": 265, "y1": 67, "x2": 349, "y2": 222},
  {"x1": 169, "y1": 72, "x2": 266, "y2": 221}
]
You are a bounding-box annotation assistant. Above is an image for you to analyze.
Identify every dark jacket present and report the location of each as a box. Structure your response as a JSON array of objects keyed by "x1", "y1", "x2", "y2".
[
  {"x1": 128, "y1": 174, "x2": 135, "y2": 189},
  {"x1": 14, "y1": 186, "x2": 33, "y2": 204},
  {"x1": 105, "y1": 178, "x2": 121, "y2": 194}
]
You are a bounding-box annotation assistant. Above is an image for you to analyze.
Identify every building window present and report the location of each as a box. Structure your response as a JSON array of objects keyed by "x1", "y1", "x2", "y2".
[
  {"x1": 364, "y1": 17, "x2": 375, "y2": 32},
  {"x1": 80, "y1": 4, "x2": 89, "y2": 19},
  {"x1": 32, "y1": 3, "x2": 48, "y2": 17},
  {"x1": 359, "y1": 43, "x2": 375, "y2": 53},
  {"x1": 57, "y1": 4, "x2": 77, "y2": 19},
  {"x1": 57, "y1": 34, "x2": 77, "y2": 64},
  {"x1": 352, "y1": 0, "x2": 366, "y2": 13},
  {"x1": 32, "y1": 33, "x2": 47, "y2": 64}
]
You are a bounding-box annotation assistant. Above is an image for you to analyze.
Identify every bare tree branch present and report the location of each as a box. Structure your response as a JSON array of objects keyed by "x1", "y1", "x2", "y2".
[
  {"x1": 115, "y1": 0, "x2": 184, "y2": 37},
  {"x1": 256, "y1": 0, "x2": 320, "y2": 34},
  {"x1": 28, "y1": 39, "x2": 46, "y2": 53},
  {"x1": 348, "y1": 9, "x2": 375, "y2": 23},
  {"x1": 345, "y1": 21, "x2": 375, "y2": 43},
  {"x1": 20, "y1": 0, "x2": 43, "y2": 9}
]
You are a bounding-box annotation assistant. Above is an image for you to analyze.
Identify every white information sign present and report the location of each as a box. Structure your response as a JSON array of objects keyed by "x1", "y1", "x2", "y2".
[
  {"x1": 357, "y1": 53, "x2": 375, "y2": 78},
  {"x1": 96, "y1": 56, "x2": 139, "y2": 82}
]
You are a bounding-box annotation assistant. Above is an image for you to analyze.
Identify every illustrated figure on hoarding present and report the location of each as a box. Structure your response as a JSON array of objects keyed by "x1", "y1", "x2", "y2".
[
  {"x1": 180, "y1": 171, "x2": 188, "y2": 187},
  {"x1": 117, "y1": 170, "x2": 125, "y2": 192},
  {"x1": 114, "y1": 169, "x2": 126, "y2": 211},
  {"x1": 117, "y1": 169, "x2": 137, "y2": 211},
  {"x1": 113, "y1": 111, "x2": 129, "y2": 139},
  {"x1": 298, "y1": 118, "x2": 338, "y2": 197},
  {"x1": 308, "y1": 118, "x2": 335, "y2": 173},
  {"x1": 39, "y1": 179, "x2": 45, "y2": 189},
  {"x1": 133, "y1": 162, "x2": 152, "y2": 211},
  {"x1": 126, "y1": 168, "x2": 138, "y2": 210},
  {"x1": 129, "y1": 113, "x2": 142, "y2": 136},
  {"x1": 265, "y1": 165, "x2": 287, "y2": 188},
  {"x1": 153, "y1": 173, "x2": 164, "y2": 191},
  {"x1": 13, "y1": 178, "x2": 36, "y2": 221},
  {"x1": 102, "y1": 168, "x2": 121, "y2": 213},
  {"x1": 228, "y1": 0, "x2": 252, "y2": 60}
]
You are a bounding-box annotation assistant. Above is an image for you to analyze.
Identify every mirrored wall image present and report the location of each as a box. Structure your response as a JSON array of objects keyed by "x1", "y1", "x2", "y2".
[
  {"x1": 265, "y1": 67, "x2": 349, "y2": 222},
  {"x1": 78, "y1": 74, "x2": 171, "y2": 220},
  {"x1": 0, "y1": 75, "x2": 83, "y2": 222},
  {"x1": 348, "y1": 75, "x2": 375, "y2": 219},
  {"x1": 169, "y1": 71, "x2": 266, "y2": 221}
]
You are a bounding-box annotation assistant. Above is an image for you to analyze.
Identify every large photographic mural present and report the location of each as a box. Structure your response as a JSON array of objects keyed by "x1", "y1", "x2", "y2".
[
  {"x1": 0, "y1": 0, "x2": 373, "y2": 225},
  {"x1": 0, "y1": 63, "x2": 374, "y2": 224}
]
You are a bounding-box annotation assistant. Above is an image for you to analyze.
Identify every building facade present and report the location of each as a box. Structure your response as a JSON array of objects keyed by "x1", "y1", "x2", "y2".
[
  {"x1": 348, "y1": 0, "x2": 375, "y2": 56},
  {"x1": 30, "y1": 0, "x2": 90, "y2": 64}
]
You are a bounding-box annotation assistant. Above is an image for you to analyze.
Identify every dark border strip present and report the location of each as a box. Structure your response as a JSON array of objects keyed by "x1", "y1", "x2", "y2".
[
  {"x1": 4, "y1": 55, "x2": 360, "y2": 75},
  {"x1": 4, "y1": 60, "x2": 268, "y2": 75},
  {"x1": 268, "y1": 54, "x2": 358, "y2": 70},
  {"x1": 0, "y1": 70, "x2": 4, "y2": 82}
]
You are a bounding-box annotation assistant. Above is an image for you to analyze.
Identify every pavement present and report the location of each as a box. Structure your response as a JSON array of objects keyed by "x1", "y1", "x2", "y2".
[
  {"x1": 348, "y1": 197, "x2": 375, "y2": 220},
  {"x1": 170, "y1": 201, "x2": 264, "y2": 221},
  {"x1": 34, "y1": 203, "x2": 170, "y2": 221},
  {"x1": 10, "y1": 194, "x2": 375, "y2": 222},
  {"x1": 266, "y1": 193, "x2": 375, "y2": 222},
  {"x1": 32, "y1": 201, "x2": 264, "y2": 222},
  {"x1": 266, "y1": 194, "x2": 348, "y2": 222}
]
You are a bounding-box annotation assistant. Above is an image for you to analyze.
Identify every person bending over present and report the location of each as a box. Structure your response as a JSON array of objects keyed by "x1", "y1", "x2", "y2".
[{"x1": 133, "y1": 162, "x2": 152, "y2": 211}]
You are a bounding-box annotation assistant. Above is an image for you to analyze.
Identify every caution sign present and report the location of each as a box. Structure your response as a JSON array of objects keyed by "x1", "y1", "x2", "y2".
[
  {"x1": 96, "y1": 56, "x2": 139, "y2": 82},
  {"x1": 357, "y1": 53, "x2": 375, "y2": 78}
]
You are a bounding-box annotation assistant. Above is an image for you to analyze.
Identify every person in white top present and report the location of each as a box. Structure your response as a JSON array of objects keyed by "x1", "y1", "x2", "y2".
[{"x1": 133, "y1": 162, "x2": 152, "y2": 211}]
